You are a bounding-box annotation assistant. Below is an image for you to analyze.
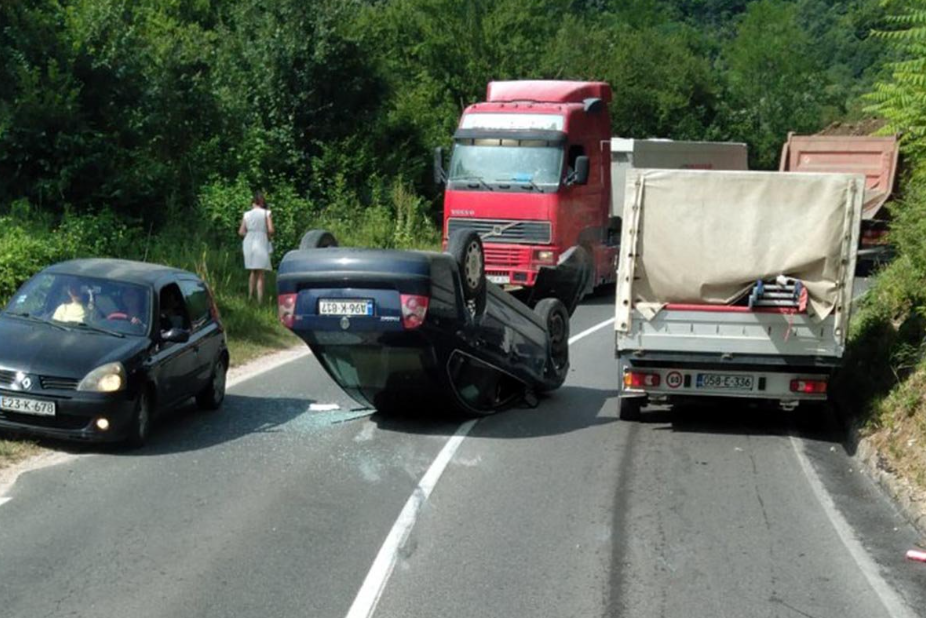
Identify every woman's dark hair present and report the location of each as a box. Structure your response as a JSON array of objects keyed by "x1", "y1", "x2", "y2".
[{"x1": 253, "y1": 191, "x2": 266, "y2": 208}]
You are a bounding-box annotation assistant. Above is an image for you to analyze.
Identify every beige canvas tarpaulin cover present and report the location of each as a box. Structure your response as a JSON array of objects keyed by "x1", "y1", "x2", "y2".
[{"x1": 615, "y1": 169, "x2": 863, "y2": 330}]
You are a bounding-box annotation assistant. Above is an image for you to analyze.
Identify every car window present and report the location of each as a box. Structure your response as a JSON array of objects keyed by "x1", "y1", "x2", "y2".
[
  {"x1": 447, "y1": 351, "x2": 524, "y2": 412},
  {"x1": 179, "y1": 279, "x2": 211, "y2": 331},
  {"x1": 159, "y1": 283, "x2": 191, "y2": 333},
  {"x1": 5, "y1": 273, "x2": 151, "y2": 336}
]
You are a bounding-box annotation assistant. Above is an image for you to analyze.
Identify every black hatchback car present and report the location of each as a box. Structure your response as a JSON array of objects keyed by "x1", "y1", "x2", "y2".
[
  {"x1": 0, "y1": 259, "x2": 228, "y2": 445},
  {"x1": 277, "y1": 230, "x2": 574, "y2": 416}
]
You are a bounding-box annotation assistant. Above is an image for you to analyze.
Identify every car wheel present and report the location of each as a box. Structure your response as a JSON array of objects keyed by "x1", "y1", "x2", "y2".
[
  {"x1": 196, "y1": 357, "x2": 227, "y2": 411},
  {"x1": 618, "y1": 395, "x2": 643, "y2": 421},
  {"x1": 534, "y1": 298, "x2": 570, "y2": 391},
  {"x1": 299, "y1": 229, "x2": 338, "y2": 250},
  {"x1": 126, "y1": 390, "x2": 152, "y2": 448},
  {"x1": 447, "y1": 230, "x2": 487, "y2": 315}
]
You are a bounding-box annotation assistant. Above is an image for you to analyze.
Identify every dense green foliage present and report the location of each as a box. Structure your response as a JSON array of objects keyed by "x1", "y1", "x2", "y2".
[
  {"x1": 0, "y1": 0, "x2": 894, "y2": 358},
  {"x1": 835, "y1": 0, "x2": 926, "y2": 462}
]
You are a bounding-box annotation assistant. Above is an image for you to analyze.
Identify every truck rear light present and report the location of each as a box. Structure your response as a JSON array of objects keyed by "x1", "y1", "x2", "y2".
[
  {"x1": 532, "y1": 249, "x2": 556, "y2": 265},
  {"x1": 400, "y1": 294, "x2": 429, "y2": 329},
  {"x1": 624, "y1": 371, "x2": 660, "y2": 389},
  {"x1": 278, "y1": 293, "x2": 297, "y2": 328},
  {"x1": 790, "y1": 379, "x2": 827, "y2": 394}
]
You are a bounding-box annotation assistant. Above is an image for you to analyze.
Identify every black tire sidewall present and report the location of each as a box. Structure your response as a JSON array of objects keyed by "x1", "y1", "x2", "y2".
[
  {"x1": 299, "y1": 229, "x2": 338, "y2": 250},
  {"x1": 535, "y1": 298, "x2": 570, "y2": 389},
  {"x1": 127, "y1": 391, "x2": 151, "y2": 447},
  {"x1": 447, "y1": 230, "x2": 486, "y2": 303}
]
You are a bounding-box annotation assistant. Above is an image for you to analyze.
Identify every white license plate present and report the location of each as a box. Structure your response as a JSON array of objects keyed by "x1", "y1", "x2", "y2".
[
  {"x1": 0, "y1": 396, "x2": 56, "y2": 416},
  {"x1": 318, "y1": 299, "x2": 374, "y2": 316},
  {"x1": 487, "y1": 274, "x2": 510, "y2": 285},
  {"x1": 697, "y1": 373, "x2": 754, "y2": 391}
]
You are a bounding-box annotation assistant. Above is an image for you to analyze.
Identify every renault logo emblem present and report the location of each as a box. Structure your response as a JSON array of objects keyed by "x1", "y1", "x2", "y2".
[
  {"x1": 340, "y1": 316, "x2": 351, "y2": 330},
  {"x1": 16, "y1": 372, "x2": 32, "y2": 390}
]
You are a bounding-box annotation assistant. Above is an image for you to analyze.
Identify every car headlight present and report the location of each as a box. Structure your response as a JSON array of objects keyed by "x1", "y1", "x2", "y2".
[{"x1": 78, "y1": 362, "x2": 127, "y2": 393}]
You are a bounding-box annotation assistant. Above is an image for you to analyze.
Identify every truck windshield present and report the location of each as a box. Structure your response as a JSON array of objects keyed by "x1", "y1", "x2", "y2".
[{"x1": 449, "y1": 141, "x2": 563, "y2": 189}]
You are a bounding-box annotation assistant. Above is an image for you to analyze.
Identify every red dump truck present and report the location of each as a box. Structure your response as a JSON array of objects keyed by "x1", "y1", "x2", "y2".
[
  {"x1": 434, "y1": 80, "x2": 747, "y2": 311},
  {"x1": 780, "y1": 133, "x2": 900, "y2": 272}
]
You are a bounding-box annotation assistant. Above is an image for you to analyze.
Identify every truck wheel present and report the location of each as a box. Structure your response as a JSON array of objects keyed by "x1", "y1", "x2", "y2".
[
  {"x1": 535, "y1": 298, "x2": 570, "y2": 391},
  {"x1": 299, "y1": 229, "x2": 338, "y2": 250},
  {"x1": 618, "y1": 395, "x2": 642, "y2": 421},
  {"x1": 447, "y1": 230, "x2": 487, "y2": 315}
]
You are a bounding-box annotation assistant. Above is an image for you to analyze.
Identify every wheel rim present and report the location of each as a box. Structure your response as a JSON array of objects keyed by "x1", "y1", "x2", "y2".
[
  {"x1": 214, "y1": 360, "x2": 227, "y2": 401},
  {"x1": 464, "y1": 241, "x2": 482, "y2": 291}
]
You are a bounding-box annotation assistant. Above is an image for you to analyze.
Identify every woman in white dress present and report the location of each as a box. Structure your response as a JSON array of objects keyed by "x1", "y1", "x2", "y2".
[{"x1": 238, "y1": 192, "x2": 275, "y2": 302}]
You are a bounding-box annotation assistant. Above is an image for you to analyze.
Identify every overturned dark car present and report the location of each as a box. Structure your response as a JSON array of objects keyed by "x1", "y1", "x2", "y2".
[{"x1": 276, "y1": 230, "x2": 577, "y2": 416}]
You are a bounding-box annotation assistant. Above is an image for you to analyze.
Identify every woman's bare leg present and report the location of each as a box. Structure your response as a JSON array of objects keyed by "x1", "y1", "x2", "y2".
[
  {"x1": 248, "y1": 271, "x2": 256, "y2": 300},
  {"x1": 257, "y1": 271, "x2": 265, "y2": 303}
]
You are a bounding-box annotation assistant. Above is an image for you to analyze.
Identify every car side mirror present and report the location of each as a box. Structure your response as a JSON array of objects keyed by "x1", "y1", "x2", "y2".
[
  {"x1": 574, "y1": 156, "x2": 589, "y2": 185},
  {"x1": 161, "y1": 327, "x2": 190, "y2": 344},
  {"x1": 434, "y1": 147, "x2": 446, "y2": 185}
]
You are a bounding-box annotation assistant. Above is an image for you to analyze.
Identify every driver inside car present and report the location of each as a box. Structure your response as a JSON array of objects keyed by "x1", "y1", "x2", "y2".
[
  {"x1": 108, "y1": 287, "x2": 147, "y2": 328},
  {"x1": 52, "y1": 283, "x2": 88, "y2": 324}
]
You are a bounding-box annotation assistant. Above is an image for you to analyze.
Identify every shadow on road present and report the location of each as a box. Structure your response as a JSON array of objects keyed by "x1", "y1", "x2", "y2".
[
  {"x1": 635, "y1": 400, "x2": 843, "y2": 444},
  {"x1": 109, "y1": 393, "x2": 320, "y2": 456},
  {"x1": 369, "y1": 384, "x2": 621, "y2": 440}
]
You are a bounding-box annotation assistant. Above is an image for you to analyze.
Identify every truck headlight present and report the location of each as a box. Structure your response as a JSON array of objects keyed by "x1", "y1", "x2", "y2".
[
  {"x1": 533, "y1": 249, "x2": 556, "y2": 264},
  {"x1": 78, "y1": 362, "x2": 127, "y2": 393}
]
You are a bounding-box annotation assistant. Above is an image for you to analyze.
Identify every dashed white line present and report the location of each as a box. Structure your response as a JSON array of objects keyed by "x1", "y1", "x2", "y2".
[
  {"x1": 789, "y1": 436, "x2": 916, "y2": 618},
  {"x1": 0, "y1": 497, "x2": 11, "y2": 508},
  {"x1": 344, "y1": 315, "x2": 613, "y2": 618}
]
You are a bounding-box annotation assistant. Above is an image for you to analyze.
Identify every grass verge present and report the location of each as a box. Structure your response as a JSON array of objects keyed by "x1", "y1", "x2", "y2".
[{"x1": 833, "y1": 255, "x2": 926, "y2": 498}]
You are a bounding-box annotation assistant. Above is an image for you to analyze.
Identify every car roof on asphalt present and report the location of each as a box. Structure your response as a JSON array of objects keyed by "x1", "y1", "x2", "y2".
[{"x1": 44, "y1": 259, "x2": 193, "y2": 286}]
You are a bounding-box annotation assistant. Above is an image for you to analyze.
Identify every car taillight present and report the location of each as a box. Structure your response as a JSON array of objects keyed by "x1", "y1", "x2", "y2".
[
  {"x1": 400, "y1": 294, "x2": 429, "y2": 330},
  {"x1": 790, "y1": 379, "x2": 827, "y2": 394},
  {"x1": 624, "y1": 371, "x2": 660, "y2": 389},
  {"x1": 278, "y1": 293, "x2": 297, "y2": 328}
]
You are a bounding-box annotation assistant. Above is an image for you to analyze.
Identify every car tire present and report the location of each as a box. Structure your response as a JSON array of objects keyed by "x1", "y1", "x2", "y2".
[
  {"x1": 126, "y1": 390, "x2": 152, "y2": 448},
  {"x1": 196, "y1": 357, "x2": 227, "y2": 411},
  {"x1": 535, "y1": 298, "x2": 570, "y2": 391},
  {"x1": 447, "y1": 230, "x2": 487, "y2": 315},
  {"x1": 299, "y1": 229, "x2": 338, "y2": 250},
  {"x1": 618, "y1": 395, "x2": 643, "y2": 421}
]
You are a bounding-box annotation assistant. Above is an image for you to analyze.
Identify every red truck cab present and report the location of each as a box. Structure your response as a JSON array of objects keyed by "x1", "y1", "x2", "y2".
[{"x1": 437, "y1": 81, "x2": 616, "y2": 310}]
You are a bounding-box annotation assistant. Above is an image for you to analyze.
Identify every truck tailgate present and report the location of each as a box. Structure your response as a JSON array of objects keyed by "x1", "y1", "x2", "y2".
[{"x1": 617, "y1": 309, "x2": 841, "y2": 358}]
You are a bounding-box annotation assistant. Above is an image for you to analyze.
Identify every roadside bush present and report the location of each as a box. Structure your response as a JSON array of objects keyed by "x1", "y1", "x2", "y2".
[{"x1": 0, "y1": 204, "x2": 141, "y2": 304}]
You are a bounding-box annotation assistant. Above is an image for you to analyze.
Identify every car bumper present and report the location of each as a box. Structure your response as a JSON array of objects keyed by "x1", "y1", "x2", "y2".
[{"x1": 0, "y1": 388, "x2": 136, "y2": 442}]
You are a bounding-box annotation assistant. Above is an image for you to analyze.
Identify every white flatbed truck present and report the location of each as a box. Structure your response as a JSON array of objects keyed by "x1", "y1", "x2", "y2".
[{"x1": 614, "y1": 169, "x2": 863, "y2": 419}]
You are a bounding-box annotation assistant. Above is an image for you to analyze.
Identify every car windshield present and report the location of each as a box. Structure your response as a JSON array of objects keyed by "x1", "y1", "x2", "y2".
[
  {"x1": 448, "y1": 141, "x2": 563, "y2": 188},
  {"x1": 4, "y1": 273, "x2": 152, "y2": 337}
]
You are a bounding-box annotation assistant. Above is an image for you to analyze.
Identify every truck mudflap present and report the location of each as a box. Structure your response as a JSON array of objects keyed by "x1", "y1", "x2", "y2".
[{"x1": 530, "y1": 246, "x2": 592, "y2": 315}]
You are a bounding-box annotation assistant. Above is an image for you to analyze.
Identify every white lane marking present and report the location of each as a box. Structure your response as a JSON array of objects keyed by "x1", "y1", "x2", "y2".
[
  {"x1": 345, "y1": 420, "x2": 477, "y2": 618},
  {"x1": 0, "y1": 497, "x2": 11, "y2": 508},
  {"x1": 569, "y1": 317, "x2": 615, "y2": 345},
  {"x1": 226, "y1": 348, "x2": 311, "y2": 389},
  {"x1": 789, "y1": 436, "x2": 916, "y2": 618},
  {"x1": 309, "y1": 403, "x2": 340, "y2": 412},
  {"x1": 344, "y1": 315, "x2": 609, "y2": 618}
]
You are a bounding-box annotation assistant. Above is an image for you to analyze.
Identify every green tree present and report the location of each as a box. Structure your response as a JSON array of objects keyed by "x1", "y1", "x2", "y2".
[
  {"x1": 717, "y1": 0, "x2": 833, "y2": 168},
  {"x1": 866, "y1": 0, "x2": 926, "y2": 169}
]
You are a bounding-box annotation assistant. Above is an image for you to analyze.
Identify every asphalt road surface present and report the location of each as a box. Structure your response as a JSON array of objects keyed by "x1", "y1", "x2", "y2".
[{"x1": 1, "y1": 293, "x2": 925, "y2": 618}]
